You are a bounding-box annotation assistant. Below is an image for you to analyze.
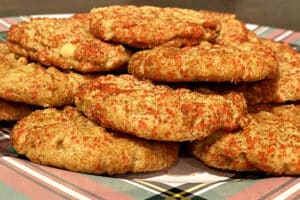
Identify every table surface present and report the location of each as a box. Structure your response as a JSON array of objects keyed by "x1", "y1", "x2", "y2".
[{"x1": 1, "y1": 0, "x2": 300, "y2": 31}]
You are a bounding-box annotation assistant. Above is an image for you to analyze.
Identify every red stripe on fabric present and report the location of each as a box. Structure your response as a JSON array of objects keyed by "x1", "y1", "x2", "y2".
[
  {"x1": 0, "y1": 24, "x2": 8, "y2": 32},
  {"x1": 0, "y1": 138, "x2": 10, "y2": 143},
  {"x1": 7, "y1": 157, "x2": 97, "y2": 199},
  {"x1": 0, "y1": 160, "x2": 66, "y2": 200},
  {"x1": 37, "y1": 163, "x2": 135, "y2": 200},
  {"x1": 2, "y1": 157, "x2": 95, "y2": 199},
  {"x1": 0, "y1": 144, "x2": 10, "y2": 149},
  {"x1": 283, "y1": 32, "x2": 300, "y2": 43},
  {"x1": 267, "y1": 179, "x2": 300, "y2": 200},
  {"x1": 226, "y1": 177, "x2": 292, "y2": 200},
  {"x1": 3, "y1": 17, "x2": 18, "y2": 26},
  {"x1": 7, "y1": 156, "x2": 134, "y2": 200},
  {"x1": 263, "y1": 29, "x2": 285, "y2": 39}
]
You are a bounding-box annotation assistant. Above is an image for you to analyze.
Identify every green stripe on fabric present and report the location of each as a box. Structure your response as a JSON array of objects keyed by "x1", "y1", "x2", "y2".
[
  {"x1": 0, "y1": 135, "x2": 7, "y2": 140},
  {"x1": 199, "y1": 179, "x2": 259, "y2": 200},
  {"x1": 257, "y1": 27, "x2": 275, "y2": 38},
  {"x1": 86, "y1": 175, "x2": 156, "y2": 199},
  {"x1": 15, "y1": 16, "x2": 29, "y2": 22},
  {"x1": 293, "y1": 38, "x2": 300, "y2": 46},
  {"x1": 28, "y1": 164, "x2": 104, "y2": 200},
  {"x1": 7, "y1": 147, "x2": 17, "y2": 155},
  {"x1": 0, "y1": 181, "x2": 30, "y2": 200},
  {"x1": 0, "y1": 32, "x2": 6, "y2": 41}
]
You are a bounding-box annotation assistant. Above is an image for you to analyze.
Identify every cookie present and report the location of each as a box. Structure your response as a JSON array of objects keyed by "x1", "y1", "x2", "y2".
[
  {"x1": 197, "y1": 10, "x2": 258, "y2": 45},
  {"x1": 11, "y1": 107, "x2": 179, "y2": 175},
  {"x1": 75, "y1": 75, "x2": 247, "y2": 141},
  {"x1": 0, "y1": 99, "x2": 34, "y2": 121},
  {"x1": 190, "y1": 104, "x2": 300, "y2": 175},
  {"x1": 189, "y1": 131, "x2": 258, "y2": 172},
  {"x1": 0, "y1": 43, "x2": 91, "y2": 107},
  {"x1": 128, "y1": 41, "x2": 278, "y2": 82},
  {"x1": 240, "y1": 39, "x2": 300, "y2": 104},
  {"x1": 7, "y1": 14, "x2": 130, "y2": 73},
  {"x1": 90, "y1": 5, "x2": 221, "y2": 49},
  {"x1": 245, "y1": 105, "x2": 300, "y2": 175}
]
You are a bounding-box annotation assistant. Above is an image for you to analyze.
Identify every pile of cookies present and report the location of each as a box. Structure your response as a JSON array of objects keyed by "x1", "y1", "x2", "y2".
[{"x1": 0, "y1": 5, "x2": 299, "y2": 175}]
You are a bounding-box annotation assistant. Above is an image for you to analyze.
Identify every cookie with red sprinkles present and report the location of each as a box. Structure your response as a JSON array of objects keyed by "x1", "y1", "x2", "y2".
[
  {"x1": 0, "y1": 99, "x2": 34, "y2": 121},
  {"x1": 189, "y1": 104, "x2": 300, "y2": 175},
  {"x1": 75, "y1": 74, "x2": 247, "y2": 141},
  {"x1": 90, "y1": 5, "x2": 221, "y2": 49},
  {"x1": 197, "y1": 10, "x2": 259, "y2": 45},
  {"x1": 0, "y1": 43, "x2": 91, "y2": 107},
  {"x1": 11, "y1": 106, "x2": 179, "y2": 175},
  {"x1": 128, "y1": 41, "x2": 278, "y2": 82},
  {"x1": 240, "y1": 39, "x2": 300, "y2": 104},
  {"x1": 188, "y1": 131, "x2": 258, "y2": 172},
  {"x1": 7, "y1": 14, "x2": 130, "y2": 73},
  {"x1": 245, "y1": 105, "x2": 300, "y2": 175}
]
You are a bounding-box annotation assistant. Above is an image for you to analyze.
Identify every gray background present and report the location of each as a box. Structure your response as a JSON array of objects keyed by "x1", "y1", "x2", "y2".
[{"x1": 1, "y1": 0, "x2": 299, "y2": 31}]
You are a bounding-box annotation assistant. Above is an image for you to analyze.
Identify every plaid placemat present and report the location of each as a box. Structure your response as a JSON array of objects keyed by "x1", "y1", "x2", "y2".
[{"x1": 0, "y1": 15, "x2": 300, "y2": 200}]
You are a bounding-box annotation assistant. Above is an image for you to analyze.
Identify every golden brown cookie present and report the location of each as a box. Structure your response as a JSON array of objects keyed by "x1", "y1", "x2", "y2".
[
  {"x1": 11, "y1": 107, "x2": 179, "y2": 175},
  {"x1": 245, "y1": 105, "x2": 300, "y2": 175},
  {"x1": 189, "y1": 131, "x2": 258, "y2": 172},
  {"x1": 240, "y1": 39, "x2": 300, "y2": 104},
  {"x1": 190, "y1": 104, "x2": 300, "y2": 175},
  {"x1": 75, "y1": 75, "x2": 247, "y2": 141},
  {"x1": 197, "y1": 10, "x2": 259, "y2": 45},
  {"x1": 128, "y1": 42, "x2": 278, "y2": 82},
  {"x1": 0, "y1": 43, "x2": 90, "y2": 107},
  {"x1": 90, "y1": 5, "x2": 221, "y2": 49},
  {"x1": 7, "y1": 15, "x2": 130, "y2": 73},
  {"x1": 0, "y1": 99, "x2": 34, "y2": 121}
]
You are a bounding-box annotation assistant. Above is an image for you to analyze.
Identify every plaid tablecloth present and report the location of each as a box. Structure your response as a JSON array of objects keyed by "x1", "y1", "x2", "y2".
[{"x1": 0, "y1": 15, "x2": 299, "y2": 200}]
